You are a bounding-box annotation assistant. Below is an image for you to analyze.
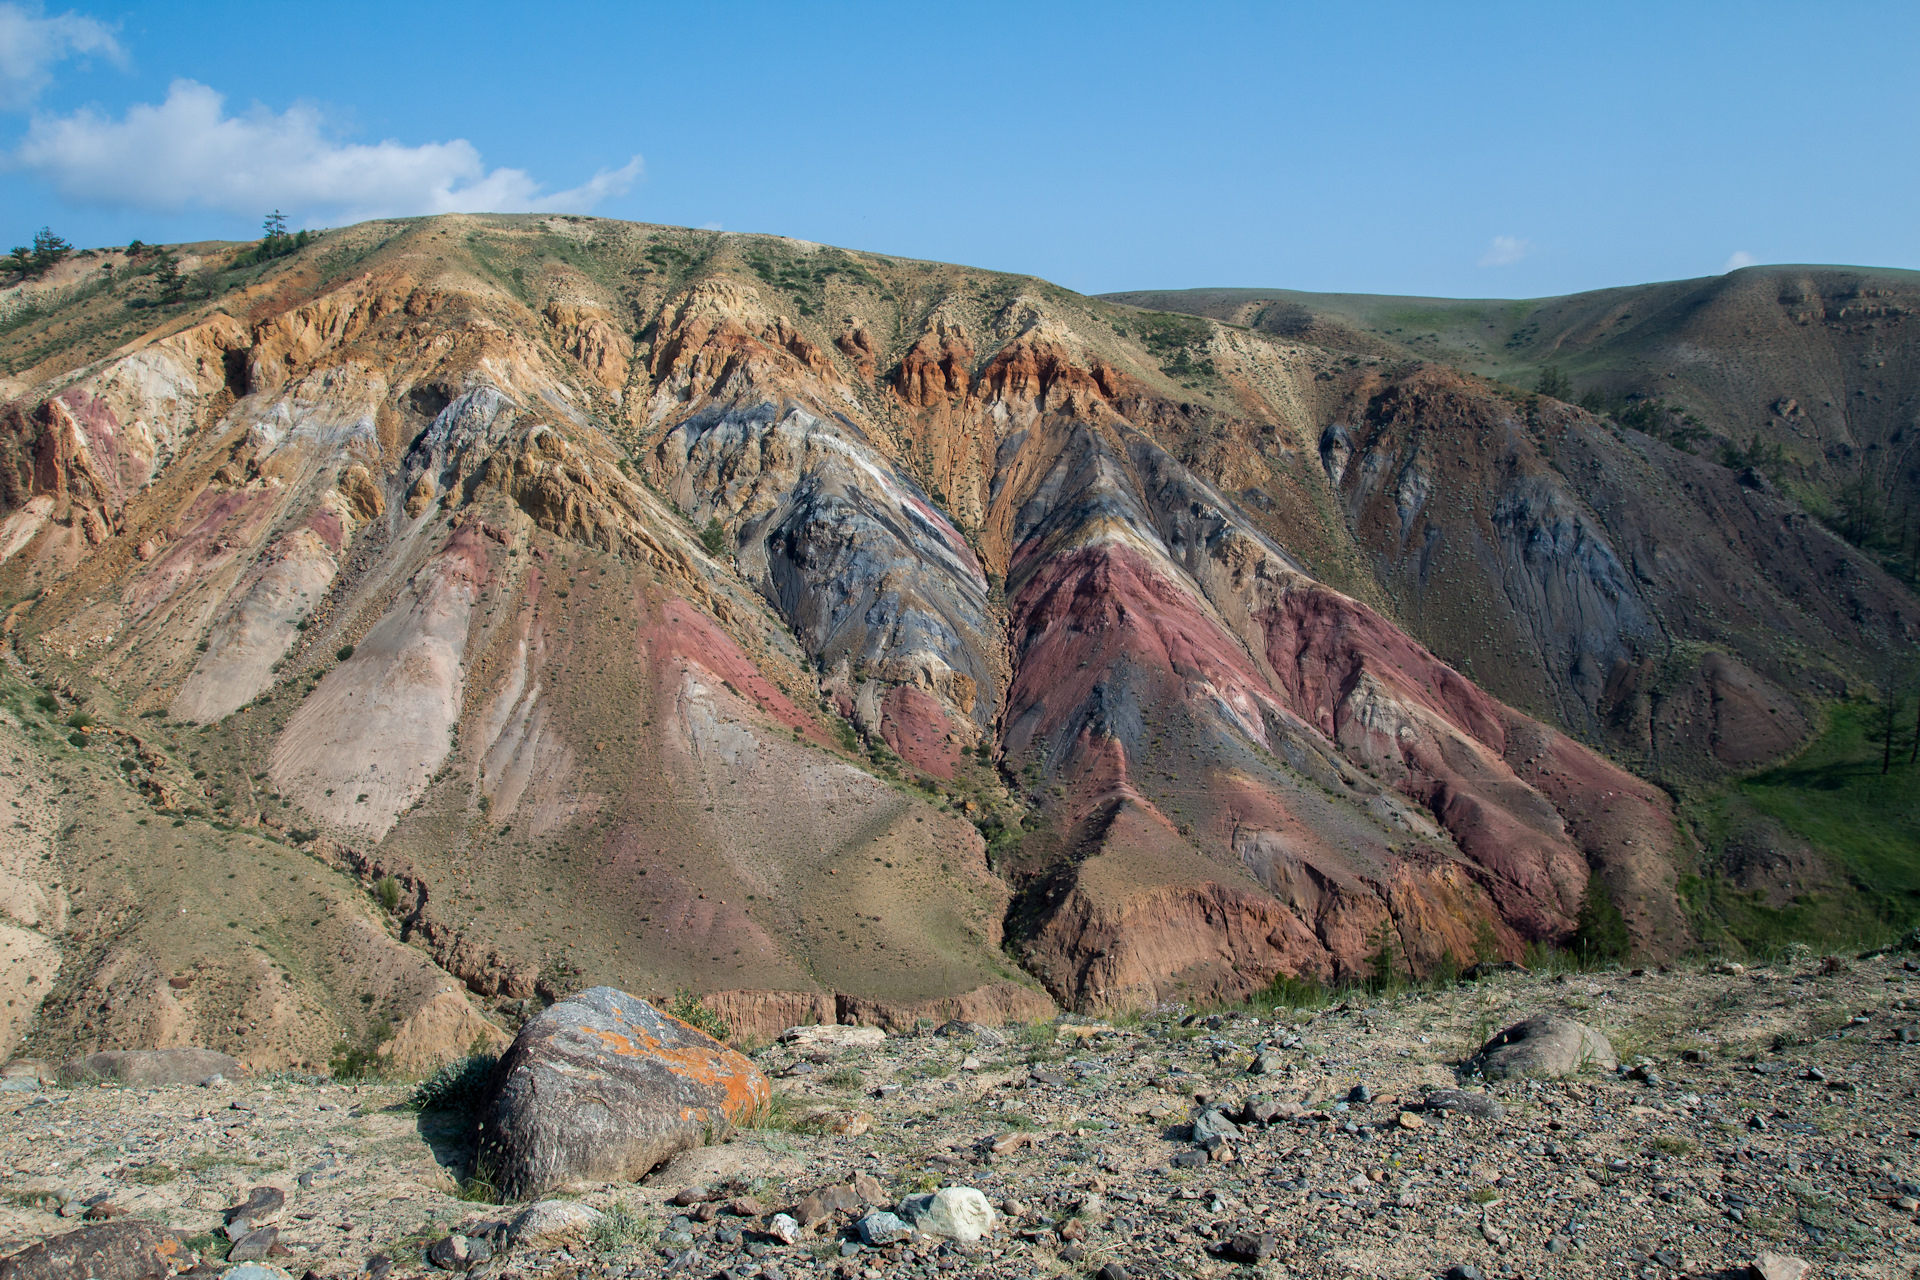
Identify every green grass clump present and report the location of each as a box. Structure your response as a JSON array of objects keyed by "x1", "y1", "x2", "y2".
[{"x1": 821, "y1": 1066, "x2": 864, "y2": 1090}]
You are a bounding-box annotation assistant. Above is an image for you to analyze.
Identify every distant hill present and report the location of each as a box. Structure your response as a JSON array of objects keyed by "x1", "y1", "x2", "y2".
[
  {"x1": 0, "y1": 223, "x2": 1911, "y2": 1071},
  {"x1": 1105, "y1": 268, "x2": 1920, "y2": 572}
]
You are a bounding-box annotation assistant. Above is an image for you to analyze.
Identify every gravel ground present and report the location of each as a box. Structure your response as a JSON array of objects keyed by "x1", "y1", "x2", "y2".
[{"x1": 2, "y1": 952, "x2": 1917, "y2": 1279}]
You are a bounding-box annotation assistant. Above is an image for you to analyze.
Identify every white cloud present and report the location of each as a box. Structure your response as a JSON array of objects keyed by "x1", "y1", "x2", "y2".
[
  {"x1": 700, "y1": 221, "x2": 723, "y2": 231},
  {"x1": 9, "y1": 79, "x2": 641, "y2": 221},
  {"x1": 1721, "y1": 249, "x2": 1757, "y2": 273},
  {"x1": 1476, "y1": 235, "x2": 1532, "y2": 267},
  {"x1": 0, "y1": 1, "x2": 123, "y2": 109}
]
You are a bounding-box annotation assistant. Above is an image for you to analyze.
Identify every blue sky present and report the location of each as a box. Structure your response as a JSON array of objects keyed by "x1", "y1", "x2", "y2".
[{"x1": 2, "y1": 1, "x2": 1915, "y2": 299}]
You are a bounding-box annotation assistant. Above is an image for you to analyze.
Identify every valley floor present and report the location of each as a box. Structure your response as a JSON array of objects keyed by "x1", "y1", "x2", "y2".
[{"x1": 2, "y1": 955, "x2": 1917, "y2": 1279}]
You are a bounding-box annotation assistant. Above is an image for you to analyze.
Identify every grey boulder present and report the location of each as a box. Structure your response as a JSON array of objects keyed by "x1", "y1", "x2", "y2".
[
  {"x1": 472, "y1": 987, "x2": 769, "y2": 1200},
  {"x1": 1470, "y1": 1016, "x2": 1616, "y2": 1079},
  {"x1": 59, "y1": 1048, "x2": 242, "y2": 1087}
]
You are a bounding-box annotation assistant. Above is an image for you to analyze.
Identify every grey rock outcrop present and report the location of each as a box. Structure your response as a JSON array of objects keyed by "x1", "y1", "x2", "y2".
[
  {"x1": 0, "y1": 1221, "x2": 186, "y2": 1280},
  {"x1": 59, "y1": 1049, "x2": 241, "y2": 1087}
]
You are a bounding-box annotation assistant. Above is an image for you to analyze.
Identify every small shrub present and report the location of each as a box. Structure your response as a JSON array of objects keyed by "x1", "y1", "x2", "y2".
[
  {"x1": 590, "y1": 1199, "x2": 655, "y2": 1250},
  {"x1": 375, "y1": 876, "x2": 401, "y2": 912},
  {"x1": 698, "y1": 518, "x2": 727, "y2": 557},
  {"x1": 329, "y1": 1018, "x2": 394, "y2": 1080},
  {"x1": 336, "y1": 644, "x2": 355, "y2": 662},
  {"x1": 1572, "y1": 878, "x2": 1630, "y2": 963},
  {"x1": 666, "y1": 990, "x2": 730, "y2": 1041},
  {"x1": 65, "y1": 712, "x2": 93, "y2": 729},
  {"x1": 407, "y1": 1053, "x2": 499, "y2": 1113}
]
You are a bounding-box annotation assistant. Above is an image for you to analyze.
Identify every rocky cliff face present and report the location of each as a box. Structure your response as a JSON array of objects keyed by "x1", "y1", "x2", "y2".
[{"x1": 0, "y1": 216, "x2": 1908, "y2": 1067}]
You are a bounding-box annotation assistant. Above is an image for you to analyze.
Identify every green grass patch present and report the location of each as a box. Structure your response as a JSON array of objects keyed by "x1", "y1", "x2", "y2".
[
  {"x1": 1685, "y1": 699, "x2": 1920, "y2": 953},
  {"x1": 1740, "y1": 701, "x2": 1920, "y2": 909}
]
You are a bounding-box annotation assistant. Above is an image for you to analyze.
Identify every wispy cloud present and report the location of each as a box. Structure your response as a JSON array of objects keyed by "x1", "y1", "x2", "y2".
[
  {"x1": 1721, "y1": 250, "x2": 1757, "y2": 273},
  {"x1": 0, "y1": 1, "x2": 123, "y2": 110},
  {"x1": 1476, "y1": 235, "x2": 1531, "y2": 268},
  {"x1": 9, "y1": 79, "x2": 641, "y2": 221}
]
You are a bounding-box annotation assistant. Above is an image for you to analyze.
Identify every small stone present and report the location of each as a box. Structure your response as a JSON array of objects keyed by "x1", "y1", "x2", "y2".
[
  {"x1": 222, "y1": 1267, "x2": 295, "y2": 1280},
  {"x1": 366, "y1": 1255, "x2": 394, "y2": 1280},
  {"x1": 1347, "y1": 1083, "x2": 1372, "y2": 1104},
  {"x1": 1191, "y1": 1109, "x2": 1241, "y2": 1145},
  {"x1": 767, "y1": 1214, "x2": 800, "y2": 1245},
  {"x1": 902, "y1": 1187, "x2": 996, "y2": 1242},
  {"x1": 855, "y1": 1211, "x2": 909, "y2": 1247},
  {"x1": 1547, "y1": 1235, "x2": 1570, "y2": 1254},
  {"x1": 1749, "y1": 1252, "x2": 1811, "y2": 1280},
  {"x1": 1170, "y1": 1151, "x2": 1206, "y2": 1169},
  {"x1": 1058, "y1": 1242, "x2": 1086, "y2": 1263},
  {"x1": 1396, "y1": 1111, "x2": 1424, "y2": 1129},
  {"x1": 1242, "y1": 1097, "x2": 1283, "y2": 1124},
  {"x1": 672, "y1": 1186, "x2": 709, "y2": 1207},
  {"x1": 509, "y1": 1200, "x2": 604, "y2": 1249},
  {"x1": 1445, "y1": 1266, "x2": 1485, "y2": 1280},
  {"x1": 224, "y1": 1186, "x2": 287, "y2": 1233},
  {"x1": 1097, "y1": 1264, "x2": 1128, "y2": 1280},
  {"x1": 729, "y1": 1197, "x2": 765, "y2": 1217},
  {"x1": 1420, "y1": 1089, "x2": 1505, "y2": 1120},
  {"x1": 226, "y1": 1227, "x2": 280, "y2": 1263},
  {"x1": 1214, "y1": 1232, "x2": 1274, "y2": 1262}
]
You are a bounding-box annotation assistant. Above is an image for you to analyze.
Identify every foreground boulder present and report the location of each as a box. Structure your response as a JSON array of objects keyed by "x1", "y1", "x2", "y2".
[
  {"x1": 473, "y1": 987, "x2": 769, "y2": 1200},
  {"x1": 59, "y1": 1048, "x2": 241, "y2": 1086},
  {"x1": 1470, "y1": 1015, "x2": 1617, "y2": 1079},
  {"x1": 0, "y1": 1221, "x2": 186, "y2": 1280}
]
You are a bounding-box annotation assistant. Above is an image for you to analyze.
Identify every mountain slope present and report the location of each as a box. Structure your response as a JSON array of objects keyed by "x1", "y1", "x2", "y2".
[
  {"x1": 0, "y1": 220, "x2": 1910, "y2": 1067},
  {"x1": 1104, "y1": 266, "x2": 1920, "y2": 556}
]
